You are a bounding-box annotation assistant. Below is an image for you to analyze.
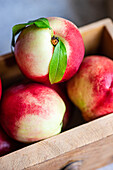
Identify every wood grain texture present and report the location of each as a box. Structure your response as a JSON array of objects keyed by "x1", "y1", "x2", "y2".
[
  {"x1": 0, "y1": 18, "x2": 112, "y2": 89},
  {"x1": 27, "y1": 135, "x2": 113, "y2": 170},
  {"x1": 0, "y1": 113, "x2": 113, "y2": 170},
  {"x1": 0, "y1": 53, "x2": 26, "y2": 89},
  {"x1": 0, "y1": 18, "x2": 112, "y2": 170},
  {"x1": 79, "y1": 18, "x2": 113, "y2": 56}
]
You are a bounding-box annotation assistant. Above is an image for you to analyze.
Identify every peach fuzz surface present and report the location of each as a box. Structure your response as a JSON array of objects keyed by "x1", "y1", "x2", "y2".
[
  {"x1": 47, "y1": 82, "x2": 72, "y2": 129},
  {"x1": 67, "y1": 56, "x2": 113, "y2": 121},
  {"x1": 0, "y1": 83, "x2": 66, "y2": 143},
  {"x1": 14, "y1": 17, "x2": 85, "y2": 84}
]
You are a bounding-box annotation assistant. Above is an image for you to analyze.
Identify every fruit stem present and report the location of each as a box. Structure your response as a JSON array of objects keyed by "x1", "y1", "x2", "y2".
[{"x1": 51, "y1": 36, "x2": 59, "y2": 47}]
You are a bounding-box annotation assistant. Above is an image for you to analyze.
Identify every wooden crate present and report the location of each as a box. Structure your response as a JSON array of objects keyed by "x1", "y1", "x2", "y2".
[{"x1": 0, "y1": 18, "x2": 113, "y2": 170}]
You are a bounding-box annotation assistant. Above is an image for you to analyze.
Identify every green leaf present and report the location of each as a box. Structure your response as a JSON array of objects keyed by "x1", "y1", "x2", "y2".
[
  {"x1": 49, "y1": 40, "x2": 67, "y2": 84},
  {"x1": 12, "y1": 23, "x2": 28, "y2": 47},
  {"x1": 11, "y1": 17, "x2": 51, "y2": 48},
  {"x1": 34, "y1": 18, "x2": 51, "y2": 29}
]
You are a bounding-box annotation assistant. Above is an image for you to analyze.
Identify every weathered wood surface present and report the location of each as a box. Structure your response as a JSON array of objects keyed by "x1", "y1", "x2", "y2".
[
  {"x1": 0, "y1": 113, "x2": 113, "y2": 170},
  {"x1": 0, "y1": 18, "x2": 113, "y2": 170}
]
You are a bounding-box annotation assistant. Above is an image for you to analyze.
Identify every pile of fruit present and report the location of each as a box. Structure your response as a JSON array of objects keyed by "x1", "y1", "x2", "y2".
[{"x1": 0, "y1": 17, "x2": 112, "y2": 156}]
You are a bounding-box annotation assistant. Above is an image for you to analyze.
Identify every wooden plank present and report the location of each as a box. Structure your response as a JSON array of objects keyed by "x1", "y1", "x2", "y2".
[
  {"x1": 27, "y1": 135, "x2": 113, "y2": 170},
  {"x1": 80, "y1": 25, "x2": 104, "y2": 55},
  {"x1": 0, "y1": 18, "x2": 112, "y2": 170},
  {"x1": 0, "y1": 19, "x2": 112, "y2": 89},
  {"x1": 79, "y1": 18, "x2": 112, "y2": 32},
  {"x1": 0, "y1": 113, "x2": 113, "y2": 170},
  {"x1": 100, "y1": 26, "x2": 113, "y2": 58},
  {"x1": 0, "y1": 53, "x2": 27, "y2": 89},
  {"x1": 0, "y1": 18, "x2": 112, "y2": 89},
  {"x1": 79, "y1": 18, "x2": 113, "y2": 56}
]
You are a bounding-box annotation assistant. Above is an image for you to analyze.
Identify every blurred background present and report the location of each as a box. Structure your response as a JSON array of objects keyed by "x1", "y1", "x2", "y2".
[{"x1": 0, "y1": 0, "x2": 113, "y2": 55}]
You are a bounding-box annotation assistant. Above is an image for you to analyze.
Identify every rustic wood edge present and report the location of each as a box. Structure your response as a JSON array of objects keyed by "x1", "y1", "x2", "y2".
[
  {"x1": 0, "y1": 18, "x2": 112, "y2": 60},
  {"x1": 0, "y1": 113, "x2": 113, "y2": 170},
  {"x1": 0, "y1": 18, "x2": 113, "y2": 170},
  {"x1": 79, "y1": 18, "x2": 113, "y2": 33},
  {"x1": 26, "y1": 135, "x2": 113, "y2": 170}
]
